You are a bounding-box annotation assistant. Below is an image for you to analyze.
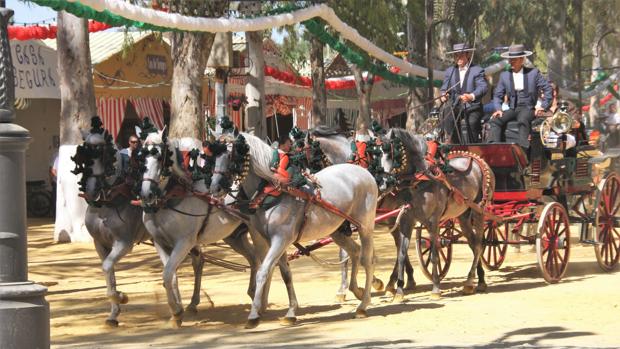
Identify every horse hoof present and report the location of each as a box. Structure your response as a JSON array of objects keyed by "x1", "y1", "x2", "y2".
[
  {"x1": 385, "y1": 284, "x2": 396, "y2": 295},
  {"x1": 105, "y1": 319, "x2": 119, "y2": 328},
  {"x1": 245, "y1": 318, "x2": 260, "y2": 329},
  {"x1": 355, "y1": 309, "x2": 368, "y2": 319},
  {"x1": 170, "y1": 318, "x2": 182, "y2": 329},
  {"x1": 430, "y1": 292, "x2": 442, "y2": 300},
  {"x1": 185, "y1": 304, "x2": 198, "y2": 314},
  {"x1": 279, "y1": 317, "x2": 297, "y2": 326},
  {"x1": 477, "y1": 283, "x2": 488, "y2": 293},
  {"x1": 462, "y1": 285, "x2": 476, "y2": 295},
  {"x1": 372, "y1": 279, "x2": 384, "y2": 292},
  {"x1": 392, "y1": 293, "x2": 404, "y2": 303},
  {"x1": 119, "y1": 293, "x2": 129, "y2": 305},
  {"x1": 335, "y1": 293, "x2": 346, "y2": 303}
]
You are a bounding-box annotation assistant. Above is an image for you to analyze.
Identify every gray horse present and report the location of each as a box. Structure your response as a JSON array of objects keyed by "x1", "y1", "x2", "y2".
[
  {"x1": 136, "y1": 128, "x2": 296, "y2": 328},
  {"x1": 380, "y1": 128, "x2": 495, "y2": 301},
  {"x1": 310, "y1": 126, "x2": 416, "y2": 297},
  {"x1": 210, "y1": 132, "x2": 378, "y2": 329},
  {"x1": 74, "y1": 125, "x2": 150, "y2": 327}
]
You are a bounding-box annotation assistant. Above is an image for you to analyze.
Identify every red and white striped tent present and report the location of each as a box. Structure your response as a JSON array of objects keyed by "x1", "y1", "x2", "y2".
[{"x1": 96, "y1": 97, "x2": 167, "y2": 141}]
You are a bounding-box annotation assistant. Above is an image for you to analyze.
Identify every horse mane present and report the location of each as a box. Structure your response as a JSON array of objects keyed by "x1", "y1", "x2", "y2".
[
  {"x1": 240, "y1": 132, "x2": 280, "y2": 183},
  {"x1": 387, "y1": 128, "x2": 428, "y2": 172}
]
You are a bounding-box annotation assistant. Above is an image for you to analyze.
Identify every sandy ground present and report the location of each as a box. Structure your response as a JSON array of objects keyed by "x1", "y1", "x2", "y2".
[{"x1": 26, "y1": 218, "x2": 619, "y2": 349}]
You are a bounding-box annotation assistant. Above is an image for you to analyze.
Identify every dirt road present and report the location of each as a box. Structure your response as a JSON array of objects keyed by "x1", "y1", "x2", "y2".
[{"x1": 26, "y1": 219, "x2": 619, "y2": 348}]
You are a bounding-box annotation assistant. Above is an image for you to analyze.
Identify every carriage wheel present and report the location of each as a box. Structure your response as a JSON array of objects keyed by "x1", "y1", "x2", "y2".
[
  {"x1": 481, "y1": 221, "x2": 509, "y2": 271},
  {"x1": 536, "y1": 202, "x2": 571, "y2": 283},
  {"x1": 415, "y1": 220, "x2": 455, "y2": 281},
  {"x1": 594, "y1": 173, "x2": 620, "y2": 271}
]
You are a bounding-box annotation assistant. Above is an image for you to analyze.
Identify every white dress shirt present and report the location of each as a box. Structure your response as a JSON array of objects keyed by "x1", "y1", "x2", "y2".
[
  {"x1": 459, "y1": 67, "x2": 467, "y2": 88},
  {"x1": 513, "y1": 68, "x2": 524, "y2": 91},
  {"x1": 458, "y1": 66, "x2": 475, "y2": 101}
]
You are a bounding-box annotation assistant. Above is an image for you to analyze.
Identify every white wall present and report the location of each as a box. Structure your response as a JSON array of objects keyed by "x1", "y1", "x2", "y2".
[{"x1": 15, "y1": 99, "x2": 61, "y2": 183}]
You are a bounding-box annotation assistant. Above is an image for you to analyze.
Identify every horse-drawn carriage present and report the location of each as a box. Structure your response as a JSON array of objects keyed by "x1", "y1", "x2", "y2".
[{"x1": 413, "y1": 109, "x2": 620, "y2": 284}]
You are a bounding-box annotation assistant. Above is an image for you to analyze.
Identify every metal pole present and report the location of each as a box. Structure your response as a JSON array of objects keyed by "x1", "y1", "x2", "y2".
[{"x1": 0, "y1": 7, "x2": 50, "y2": 349}]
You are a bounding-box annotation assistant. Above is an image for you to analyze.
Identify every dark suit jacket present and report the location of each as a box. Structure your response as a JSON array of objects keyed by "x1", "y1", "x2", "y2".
[
  {"x1": 440, "y1": 64, "x2": 488, "y2": 110},
  {"x1": 493, "y1": 67, "x2": 552, "y2": 111}
]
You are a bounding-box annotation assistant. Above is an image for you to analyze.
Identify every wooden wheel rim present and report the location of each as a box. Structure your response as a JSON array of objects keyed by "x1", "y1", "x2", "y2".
[
  {"x1": 415, "y1": 220, "x2": 455, "y2": 281},
  {"x1": 594, "y1": 173, "x2": 620, "y2": 271},
  {"x1": 481, "y1": 221, "x2": 509, "y2": 271},
  {"x1": 536, "y1": 202, "x2": 571, "y2": 283}
]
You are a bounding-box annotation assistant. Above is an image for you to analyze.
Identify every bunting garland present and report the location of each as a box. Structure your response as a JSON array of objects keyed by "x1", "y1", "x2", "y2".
[{"x1": 8, "y1": 21, "x2": 111, "y2": 41}]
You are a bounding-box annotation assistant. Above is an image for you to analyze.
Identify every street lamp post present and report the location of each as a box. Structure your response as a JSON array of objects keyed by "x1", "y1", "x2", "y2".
[{"x1": 0, "y1": 7, "x2": 50, "y2": 349}]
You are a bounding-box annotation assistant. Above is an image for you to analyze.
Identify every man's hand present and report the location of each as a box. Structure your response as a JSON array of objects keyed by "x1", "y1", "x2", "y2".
[
  {"x1": 534, "y1": 107, "x2": 545, "y2": 117},
  {"x1": 492, "y1": 110, "x2": 503, "y2": 118},
  {"x1": 459, "y1": 94, "x2": 474, "y2": 103},
  {"x1": 439, "y1": 93, "x2": 448, "y2": 103}
]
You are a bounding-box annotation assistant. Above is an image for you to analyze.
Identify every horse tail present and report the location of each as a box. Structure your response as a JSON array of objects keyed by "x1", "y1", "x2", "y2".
[{"x1": 447, "y1": 150, "x2": 495, "y2": 207}]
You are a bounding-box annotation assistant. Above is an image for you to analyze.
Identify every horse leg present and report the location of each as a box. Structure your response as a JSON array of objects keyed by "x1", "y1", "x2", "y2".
[
  {"x1": 471, "y1": 211, "x2": 487, "y2": 292},
  {"x1": 186, "y1": 246, "x2": 209, "y2": 314},
  {"x1": 276, "y1": 254, "x2": 299, "y2": 326},
  {"x1": 336, "y1": 247, "x2": 349, "y2": 302},
  {"x1": 356, "y1": 227, "x2": 375, "y2": 318},
  {"x1": 404, "y1": 252, "x2": 416, "y2": 290},
  {"x1": 330, "y1": 233, "x2": 363, "y2": 300},
  {"x1": 393, "y1": 217, "x2": 413, "y2": 302},
  {"x1": 428, "y1": 220, "x2": 443, "y2": 299},
  {"x1": 246, "y1": 235, "x2": 292, "y2": 329},
  {"x1": 248, "y1": 229, "x2": 273, "y2": 314},
  {"x1": 459, "y1": 211, "x2": 482, "y2": 295},
  {"x1": 223, "y1": 226, "x2": 258, "y2": 300},
  {"x1": 96, "y1": 238, "x2": 132, "y2": 327},
  {"x1": 154, "y1": 239, "x2": 194, "y2": 328}
]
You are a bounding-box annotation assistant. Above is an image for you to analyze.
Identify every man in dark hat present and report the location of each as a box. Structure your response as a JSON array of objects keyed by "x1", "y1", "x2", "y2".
[
  {"x1": 488, "y1": 44, "x2": 552, "y2": 150},
  {"x1": 439, "y1": 43, "x2": 488, "y2": 143}
]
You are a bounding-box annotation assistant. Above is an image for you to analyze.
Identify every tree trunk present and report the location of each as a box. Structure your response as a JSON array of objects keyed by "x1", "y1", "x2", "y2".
[
  {"x1": 547, "y1": 0, "x2": 567, "y2": 87},
  {"x1": 405, "y1": 7, "x2": 428, "y2": 131},
  {"x1": 168, "y1": 1, "x2": 226, "y2": 139},
  {"x1": 55, "y1": 11, "x2": 96, "y2": 243},
  {"x1": 588, "y1": 22, "x2": 605, "y2": 126},
  {"x1": 351, "y1": 64, "x2": 374, "y2": 133},
  {"x1": 425, "y1": 0, "x2": 434, "y2": 114},
  {"x1": 310, "y1": 36, "x2": 327, "y2": 127},
  {"x1": 245, "y1": 31, "x2": 266, "y2": 139}
]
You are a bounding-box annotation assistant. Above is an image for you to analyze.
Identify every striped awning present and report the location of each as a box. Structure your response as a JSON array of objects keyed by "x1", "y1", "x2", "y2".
[{"x1": 96, "y1": 97, "x2": 166, "y2": 140}]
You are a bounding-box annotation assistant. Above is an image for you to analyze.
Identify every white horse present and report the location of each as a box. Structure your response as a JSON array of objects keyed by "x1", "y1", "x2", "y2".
[
  {"x1": 310, "y1": 127, "x2": 416, "y2": 297},
  {"x1": 74, "y1": 121, "x2": 150, "y2": 327},
  {"x1": 210, "y1": 132, "x2": 378, "y2": 328},
  {"x1": 136, "y1": 126, "x2": 296, "y2": 328}
]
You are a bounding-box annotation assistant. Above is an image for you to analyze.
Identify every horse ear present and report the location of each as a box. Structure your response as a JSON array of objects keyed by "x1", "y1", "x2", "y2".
[
  {"x1": 389, "y1": 131, "x2": 395, "y2": 140},
  {"x1": 135, "y1": 126, "x2": 142, "y2": 139},
  {"x1": 159, "y1": 125, "x2": 167, "y2": 138},
  {"x1": 79, "y1": 128, "x2": 89, "y2": 140},
  {"x1": 233, "y1": 127, "x2": 239, "y2": 138}
]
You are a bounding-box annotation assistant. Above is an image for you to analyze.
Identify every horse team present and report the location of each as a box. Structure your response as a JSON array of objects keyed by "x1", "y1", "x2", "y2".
[{"x1": 74, "y1": 116, "x2": 494, "y2": 329}]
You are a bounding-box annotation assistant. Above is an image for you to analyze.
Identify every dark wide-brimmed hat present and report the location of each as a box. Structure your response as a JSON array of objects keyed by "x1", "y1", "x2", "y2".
[
  {"x1": 500, "y1": 44, "x2": 533, "y2": 58},
  {"x1": 446, "y1": 43, "x2": 475, "y2": 54}
]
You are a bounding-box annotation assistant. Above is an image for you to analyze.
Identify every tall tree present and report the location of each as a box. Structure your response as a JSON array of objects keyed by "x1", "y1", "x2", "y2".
[
  {"x1": 54, "y1": 11, "x2": 96, "y2": 242},
  {"x1": 245, "y1": 30, "x2": 267, "y2": 138},
  {"x1": 310, "y1": 34, "x2": 327, "y2": 127},
  {"x1": 405, "y1": 0, "x2": 429, "y2": 131},
  {"x1": 168, "y1": 0, "x2": 227, "y2": 139}
]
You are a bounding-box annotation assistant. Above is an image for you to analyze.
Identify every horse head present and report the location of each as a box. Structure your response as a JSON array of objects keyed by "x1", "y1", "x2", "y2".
[
  {"x1": 379, "y1": 128, "x2": 427, "y2": 191},
  {"x1": 72, "y1": 116, "x2": 120, "y2": 203},
  {"x1": 134, "y1": 119, "x2": 171, "y2": 209},
  {"x1": 209, "y1": 128, "x2": 251, "y2": 197}
]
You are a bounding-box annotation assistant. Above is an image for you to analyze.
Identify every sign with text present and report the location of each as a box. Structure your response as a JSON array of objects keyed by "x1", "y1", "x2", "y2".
[
  {"x1": 146, "y1": 54, "x2": 167, "y2": 76},
  {"x1": 10, "y1": 41, "x2": 60, "y2": 99}
]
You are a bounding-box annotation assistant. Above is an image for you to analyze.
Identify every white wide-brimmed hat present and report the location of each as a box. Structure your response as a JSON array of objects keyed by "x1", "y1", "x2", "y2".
[
  {"x1": 500, "y1": 44, "x2": 533, "y2": 58},
  {"x1": 446, "y1": 43, "x2": 475, "y2": 54}
]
